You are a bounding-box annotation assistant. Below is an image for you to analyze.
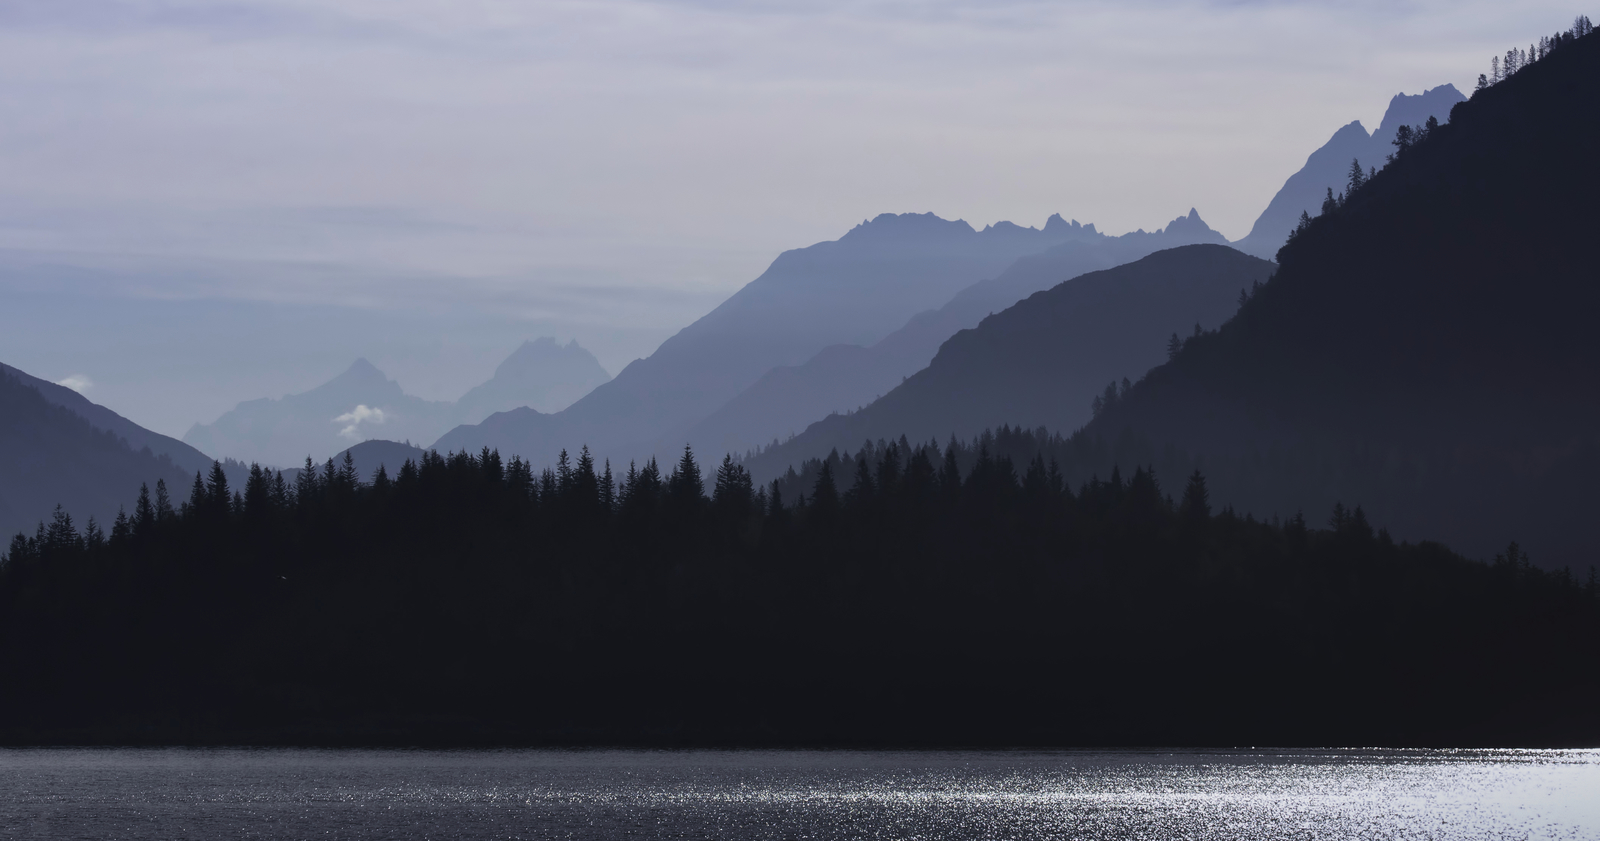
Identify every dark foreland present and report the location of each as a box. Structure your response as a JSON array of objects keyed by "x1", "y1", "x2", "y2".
[
  {"x1": 2, "y1": 443, "x2": 1597, "y2": 747},
  {"x1": 4, "y1": 22, "x2": 1600, "y2": 748}
]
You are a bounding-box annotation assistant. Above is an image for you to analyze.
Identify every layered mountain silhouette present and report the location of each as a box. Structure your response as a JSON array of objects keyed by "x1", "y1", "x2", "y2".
[
  {"x1": 453, "y1": 338, "x2": 610, "y2": 421},
  {"x1": 1071, "y1": 32, "x2": 1600, "y2": 564},
  {"x1": 687, "y1": 211, "x2": 1230, "y2": 458},
  {"x1": 1232, "y1": 84, "x2": 1465, "y2": 259},
  {"x1": 0, "y1": 362, "x2": 213, "y2": 475},
  {"x1": 433, "y1": 213, "x2": 1106, "y2": 462},
  {"x1": 185, "y1": 339, "x2": 609, "y2": 468},
  {"x1": 1, "y1": 367, "x2": 194, "y2": 542},
  {"x1": 742, "y1": 244, "x2": 1274, "y2": 478},
  {"x1": 184, "y1": 358, "x2": 455, "y2": 468}
]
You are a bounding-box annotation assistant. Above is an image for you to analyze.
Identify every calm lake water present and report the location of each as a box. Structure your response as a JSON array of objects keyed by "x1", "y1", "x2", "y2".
[{"x1": 1, "y1": 748, "x2": 1596, "y2": 840}]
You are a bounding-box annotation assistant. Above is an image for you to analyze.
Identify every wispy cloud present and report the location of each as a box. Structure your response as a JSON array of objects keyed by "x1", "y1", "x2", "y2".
[
  {"x1": 55, "y1": 374, "x2": 93, "y2": 394},
  {"x1": 334, "y1": 404, "x2": 386, "y2": 440}
]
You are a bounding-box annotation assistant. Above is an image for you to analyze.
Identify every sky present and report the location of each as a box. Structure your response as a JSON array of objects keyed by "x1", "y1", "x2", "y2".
[{"x1": 0, "y1": 0, "x2": 1576, "y2": 437}]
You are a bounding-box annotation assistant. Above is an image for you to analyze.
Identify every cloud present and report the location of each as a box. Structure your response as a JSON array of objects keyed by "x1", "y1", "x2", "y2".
[
  {"x1": 55, "y1": 374, "x2": 93, "y2": 394},
  {"x1": 333, "y1": 404, "x2": 386, "y2": 439}
]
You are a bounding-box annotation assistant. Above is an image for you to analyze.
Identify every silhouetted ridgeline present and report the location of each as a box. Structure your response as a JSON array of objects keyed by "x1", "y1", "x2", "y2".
[
  {"x1": 3, "y1": 444, "x2": 1597, "y2": 746},
  {"x1": 0, "y1": 370, "x2": 195, "y2": 543},
  {"x1": 1077, "y1": 20, "x2": 1600, "y2": 566}
]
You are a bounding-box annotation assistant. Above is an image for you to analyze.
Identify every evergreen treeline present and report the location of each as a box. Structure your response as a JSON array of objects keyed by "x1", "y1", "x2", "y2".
[
  {"x1": 3, "y1": 443, "x2": 1597, "y2": 746},
  {"x1": 1477, "y1": 16, "x2": 1593, "y2": 91}
]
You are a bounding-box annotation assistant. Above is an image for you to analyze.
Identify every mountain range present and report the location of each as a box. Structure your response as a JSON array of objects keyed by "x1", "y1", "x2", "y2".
[
  {"x1": 433, "y1": 210, "x2": 1229, "y2": 464},
  {"x1": 184, "y1": 339, "x2": 611, "y2": 468},
  {"x1": 742, "y1": 33, "x2": 1596, "y2": 565},
  {"x1": 0, "y1": 73, "x2": 1514, "y2": 559},
  {"x1": 685, "y1": 211, "x2": 1231, "y2": 459}
]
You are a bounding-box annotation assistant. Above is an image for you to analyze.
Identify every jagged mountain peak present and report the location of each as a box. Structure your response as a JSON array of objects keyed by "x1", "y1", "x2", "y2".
[
  {"x1": 1374, "y1": 84, "x2": 1465, "y2": 141},
  {"x1": 328, "y1": 357, "x2": 390, "y2": 387}
]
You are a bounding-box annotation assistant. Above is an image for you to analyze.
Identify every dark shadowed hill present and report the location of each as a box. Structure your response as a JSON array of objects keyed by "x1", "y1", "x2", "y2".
[
  {"x1": 1233, "y1": 85, "x2": 1464, "y2": 259},
  {"x1": 742, "y1": 245, "x2": 1274, "y2": 478},
  {"x1": 451, "y1": 338, "x2": 611, "y2": 422},
  {"x1": 687, "y1": 211, "x2": 1231, "y2": 459},
  {"x1": 0, "y1": 369, "x2": 194, "y2": 541},
  {"x1": 333, "y1": 439, "x2": 431, "y2": 483},
  {"x1": 433, "y1": 213, "x2": 1097, "y2": 463},
  {"x1": 0, "y1": 363, "x2": 214, "y2": 475},
  {"x1": 1081, "y1": 27, "x2": 1600, "y2": 565}
]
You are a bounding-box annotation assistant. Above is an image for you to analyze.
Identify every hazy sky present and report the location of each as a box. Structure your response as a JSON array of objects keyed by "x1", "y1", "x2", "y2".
[{"x1": 0, "y1": 0, "x2": 1573, "y2": 436}]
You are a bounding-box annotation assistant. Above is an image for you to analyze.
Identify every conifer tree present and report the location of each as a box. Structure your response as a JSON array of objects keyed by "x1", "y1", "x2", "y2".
[
  {"x1": 111, "y1": 508, "x2": 131, "y2": 544},
  {"x1": 600, "y1": 460, "x2": 616, "y2": 513},
  {"x1": 83, "y1": 516, "x2": 104, "y2": 550},
  {"x1": 208, "y1": 461, "x2": 231, "y2": 515},
  {"x1": 810, "y1": 459, "x2": 839, "y2": 514},
  {"x1": 134, "y1": 484, "x2": 155, "y2": 534},
  {"x1": 1180, "y1": 470, "x2": 1211, "y2": 521},
  {"x1": 844, "y1": 457, "x2": 876, "y2": 508}
]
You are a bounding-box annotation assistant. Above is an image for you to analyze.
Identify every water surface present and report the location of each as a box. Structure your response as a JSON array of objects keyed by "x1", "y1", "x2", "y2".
[{"x1": 3, "y1": 748, "x2": 1596, "y2": 839}]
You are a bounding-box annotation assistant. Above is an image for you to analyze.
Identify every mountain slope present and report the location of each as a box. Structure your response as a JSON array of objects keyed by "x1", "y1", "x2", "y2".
[
  {"x1": 433, "y1": 213, "x2": 1094, "y2": 462},
  {"x1": 687, "y1": 211, "x2": 1231, "y2": 458},
  {"x1": 1082, "y1": 30, "x2": 1600, "y2": 564},
  {"x1": 452, "y1": 338, "x2": 611, "y2": 423},
  {"x1": 743, "y1": 244, "x2": 1274, "y2": 477},
  {"x1": 0, "y1": 369, "x2": 194, "y2": 541},
  {"x1": 1233, "y1": 85, "x2": 1465, "y2": 259},
  {"x1": 0, "y1": 363, "x2": 214, "y2": 475},
  {"x1": 184, "y1": 359, "x2": 454, "y2": 468}
]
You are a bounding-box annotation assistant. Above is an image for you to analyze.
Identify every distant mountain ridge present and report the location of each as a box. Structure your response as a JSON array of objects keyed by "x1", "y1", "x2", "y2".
[
  {"x1": 453, "y1": 338, "x2": 611, "y2": 420},
  {"x1": 687, "y1": 210, "x2": 1231, "y2": 459},
  {"x1": 184, "y1": 358, "x2": 455, "y2": 468},
  {"x1": 185, "y1": 340, "x2": 610, "y2": 468},
  {"x1": 741, "y1": 244, "x2": 1275, "y2": 479},
  {"x1": 433, "y1": 212, "x2": 1110, "y2": 464},
  {"x1": 1233, "y1": 84, "x2": 1465, "y2": 259}
]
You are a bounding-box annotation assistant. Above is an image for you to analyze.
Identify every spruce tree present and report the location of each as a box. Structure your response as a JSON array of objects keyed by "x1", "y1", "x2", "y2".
[{"x1": 1180, "y1": 470, "x2": 1211, "y2": 521}]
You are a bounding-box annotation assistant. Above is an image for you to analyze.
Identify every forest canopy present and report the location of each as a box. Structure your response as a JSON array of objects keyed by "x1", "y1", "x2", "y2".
[{"x1": 3, "y1": 439, "x2": 1596, "y2": 746}]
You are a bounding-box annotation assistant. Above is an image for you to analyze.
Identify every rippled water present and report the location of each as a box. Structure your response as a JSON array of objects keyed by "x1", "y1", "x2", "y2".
[{"x1": 2, "y1": 747, "x2": 1597, "y2": 839}]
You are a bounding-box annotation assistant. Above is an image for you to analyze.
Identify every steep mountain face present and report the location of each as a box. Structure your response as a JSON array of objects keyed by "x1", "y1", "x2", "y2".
[
  {"x1": 0, "y1": 363, "x2": 214, "y2": 475},
  {"x1": 1233, "y1": 85, "x2": 1465, "y2": 259},
  {"x1": 1082, "y1": 32, "x2": 1600, "y2": 565},
  {"x1": 184, "y1": 359, "x2": 454, "y2": 468},
  {"x1": 433, "y1": 212, "x2": 1094, "y2": 462},
  {"x1": 0, "y1": 369, "x2": 193, "y2": 541},
  {"x1": 452, "y1": 338, "x2": 611, "y2": 423},
  {"x1": 742, "y1": 244, "x2": 1274, "y2": 478},
  {"x1": 686, "y1": 211, "x2": 1231, "y2": 458}
]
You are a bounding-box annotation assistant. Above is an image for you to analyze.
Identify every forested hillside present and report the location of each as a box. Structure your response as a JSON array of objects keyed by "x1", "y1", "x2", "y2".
[
  {"x1": 0, "y1": 371, "x2": 194, "y2": 542},
  {"x1": 1076, "y1": 22, "x2": 1600, "y2": 565}
]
